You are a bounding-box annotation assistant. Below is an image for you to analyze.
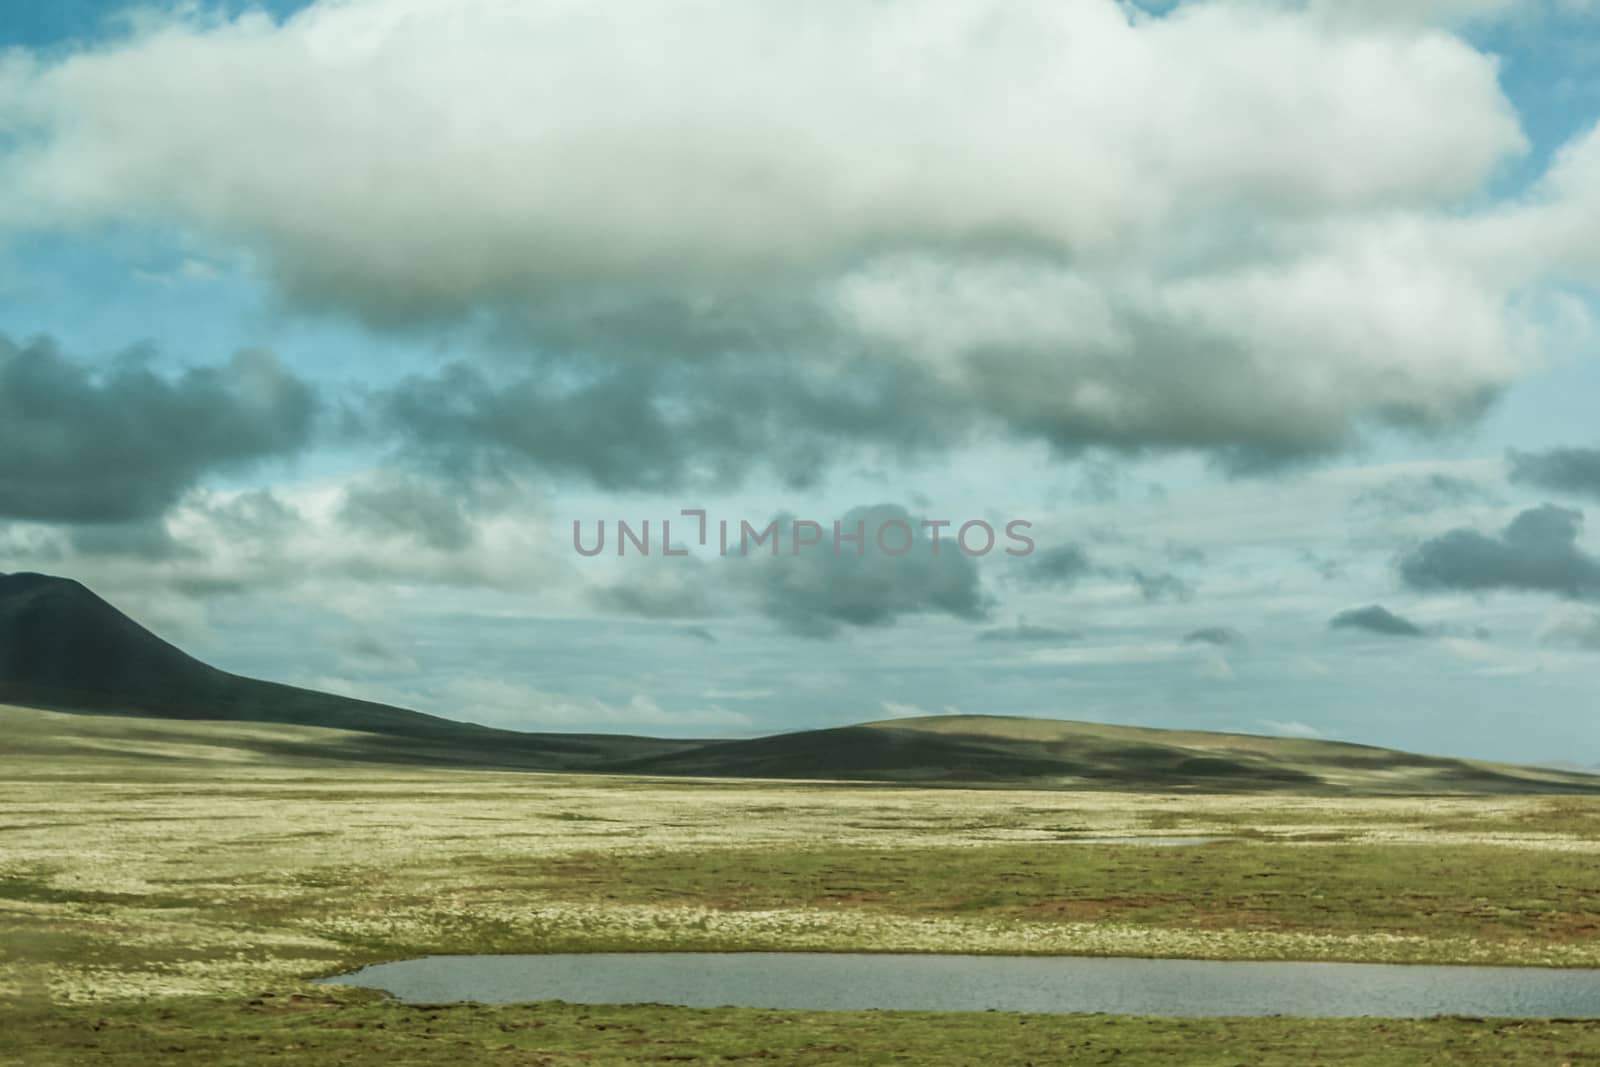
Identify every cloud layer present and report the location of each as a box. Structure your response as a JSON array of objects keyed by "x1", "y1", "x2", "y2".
[
  {"x1": 0, "y1": 0, "x2": 1567, "y2": 485},
  {"x1": 0, "y1": 0, "x2": 1521, "y2": 301}
]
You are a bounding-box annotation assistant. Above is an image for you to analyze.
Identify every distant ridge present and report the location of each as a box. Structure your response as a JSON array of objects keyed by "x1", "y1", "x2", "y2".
[
  {"x1": 0, "y1": 572, "x2": 694, "y2": 771},
  {"x1": 609, "y1": 715, "x2": 1600, "y2": 794},
  {"x1": 4, "y1": 572, "x2": 1600, "y2": 794}
]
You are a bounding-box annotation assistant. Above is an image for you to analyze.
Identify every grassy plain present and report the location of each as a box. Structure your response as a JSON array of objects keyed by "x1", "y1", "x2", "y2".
[{"x1": 5, "y1": 705, "x2": 1600, "y2": 1064}]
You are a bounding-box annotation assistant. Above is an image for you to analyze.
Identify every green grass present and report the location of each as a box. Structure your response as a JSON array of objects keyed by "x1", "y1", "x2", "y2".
[
  {"x1": 9, "y1": 987, "x2": 1600, "y2": 1066},
  {"x1": 536, "y1": 842, "x2": 1600, "y2": 949},
  {"x1": 7, "y1": 705, "x2": 1600, "y2": 1064}
]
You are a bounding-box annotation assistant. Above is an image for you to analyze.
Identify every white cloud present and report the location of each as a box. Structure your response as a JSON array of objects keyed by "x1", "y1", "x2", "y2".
[
  {"x1": 1194, "y1": 0, "x2": 1579, "y2": 28},
  {"x1": 0, "y1": 0, "x2": 1559, "y2": 469},
  {"x1": 0, "y1": 1, "x2": 1520, "y2": 301},
  {"x1": 0, "y1": 472, "x2": 580, "y2": 615}
]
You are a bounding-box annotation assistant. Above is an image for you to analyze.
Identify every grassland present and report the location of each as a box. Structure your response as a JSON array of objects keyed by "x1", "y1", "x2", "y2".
[
  {"x1": 16, "y1": 992, "x2": 1600, "y2": 1066},
  {"x1": 5, "y1": 705, "x2": 1600, "y2": 1064}
]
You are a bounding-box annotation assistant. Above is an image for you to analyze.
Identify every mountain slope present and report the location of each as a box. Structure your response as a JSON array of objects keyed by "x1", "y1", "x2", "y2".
[
  {"x1": 612, "y1": 714, "x2": 1600, "y2": 794},
  {"x1": 4, "y1": 571, "x2": 1599, "y2": 794},
  {"x1": 0, "y1": 572, "x2": 694, "y2": 770}
]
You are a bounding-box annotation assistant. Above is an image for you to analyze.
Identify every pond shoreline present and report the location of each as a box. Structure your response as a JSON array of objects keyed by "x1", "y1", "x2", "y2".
[{"x1": 318, "y1": 952, "x2": 1600, "y2": 1018}]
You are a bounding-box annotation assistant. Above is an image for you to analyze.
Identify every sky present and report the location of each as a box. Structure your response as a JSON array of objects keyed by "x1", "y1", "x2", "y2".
[{"x1": 3, "y1": 0, "x2": 1600, "y2": 764}]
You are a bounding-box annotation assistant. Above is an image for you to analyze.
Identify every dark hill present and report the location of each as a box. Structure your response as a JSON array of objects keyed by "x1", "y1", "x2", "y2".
[
  {"x1": 638, "y1": 715, "x2": 1584, "y2": 794},
  {"x1": 0, "y1": 572, "x2": 692, "y2": 770},
  {"x1": 5, "y1": 572, "x2": 1600, "y2": 794}
]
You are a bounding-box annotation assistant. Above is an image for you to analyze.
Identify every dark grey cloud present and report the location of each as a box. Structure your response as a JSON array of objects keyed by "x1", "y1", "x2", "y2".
[
  {"x1": 680, "y1": 625, "x2": 718, "y2": 644},
  {"x1": 977, "y1": 621, "x2": 1081, "y2": 644},
  {"x1": 379, "y1": 355, "x2": 965, "y2": 493},
  {"x1": 1323, "y1": 605, "x2": 1485, "y2": 642},
  {"x1": 1329, "y1": 604, "x2": 1426, "y2": 638},
  {"x1": 360, "y1": 257, "x2": 1516, "y2": 498},
  {"x1": 1509, "y1": 447, "x2": 1600, "y2": 502},
  {"x1": 745, "y1": 505, "x2": 990, "y2": 639},
  {"x1": 588, "y1": 504, "x2": 991, "y2": 638},
  {"x1": 339, "y1": 476, "x2": 476, "y2": 552},
  {"x1": 1400, "y1": 505, "x2": 1600, "y2": 601},
  {"x1": 0, "y1": 336, "x2": 318, "y2": 523},
  {"x1": 1183, "y1": 626, "x2": 1244, "y2": 647}
]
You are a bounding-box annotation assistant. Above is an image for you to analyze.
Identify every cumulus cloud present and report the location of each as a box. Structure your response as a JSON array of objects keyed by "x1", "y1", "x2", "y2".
[
  {"x1": 1400, "y1": 504, "x2": 1600, "y2": 600},
  {"x1": 378, "y1": 356, "x2": 961, "y2": 492},
  {"x1": 3, "y1": 488, "x2": 303, "y2": 576},
  {"x1": 741, "y1": 504, "x2": 990, "y2": 638},
  {"x1": 584, "y1": 504, "x2": 992, "y2": 637},
  {"x1": 0, "y1": 1, "x2": 1521, "y2": 301},
  {"x1": 0, "y1": 0, "x2": 1558, "y2": 481},
  {"x1": 1508, "y1": 447, "x2": 1600, "y2": 502},
  {"x1": 831, "y1": 242, "x2": 1524, "y2": 471},
  {"x1": 0, "y1": 336, "x2": 318, "y2": 523},
  {"x1": 1329, "y1": 604, "x2": 1427, "y2": 637},
  {"x1": 0, "y1": 472, "x2": 568, "y2": 609},
  {"x1": 1231, "y1": 0, "x2": 1520, "y2": 26}
]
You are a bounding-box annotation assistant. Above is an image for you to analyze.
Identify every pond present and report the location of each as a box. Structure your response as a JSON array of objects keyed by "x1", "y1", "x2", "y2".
[
  {"x1": 318, "y1": 953, "x2": 1600, "y2": 1018},
  {"x1": 1057, "y1": 836, "x2": 1232, "y2": 846}
]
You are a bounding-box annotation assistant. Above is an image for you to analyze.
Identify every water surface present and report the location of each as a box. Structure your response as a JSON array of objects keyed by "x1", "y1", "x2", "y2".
[
  {"x1": 320, "y1": 953, "x2": 1600, "y2": 1018},
  {"x1": 1058, "y1": 836, "x2": 1231, "y2": 846}
]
